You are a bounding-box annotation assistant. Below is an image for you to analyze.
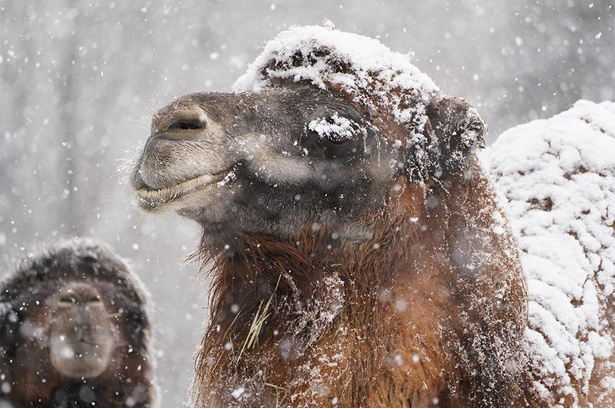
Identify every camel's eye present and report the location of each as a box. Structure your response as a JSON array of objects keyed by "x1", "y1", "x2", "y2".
[
  {"x1": 59, "y1": 296, "x2": 76, "y2": 306},
  {"x1": 87, "y1": 295, "x2": 102, "y2": 304},
  {"x1": 308, "y1": 113, "x2": 360, "y2": 143},
  {"x1": 167, "y1": 119, "x2": 205, "y2": 131}
]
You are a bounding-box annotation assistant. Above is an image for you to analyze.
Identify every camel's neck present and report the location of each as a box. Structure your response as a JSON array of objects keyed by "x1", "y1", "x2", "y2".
[
  {"x1": 193, "y1": 171, "x2": 531, "y2": 407},
  {"x1": 204, "y1": 179, "x2": 440, "y2": 337},
  {"x1": 192, "y1": 180, "x2": 467, "y2": 406}
]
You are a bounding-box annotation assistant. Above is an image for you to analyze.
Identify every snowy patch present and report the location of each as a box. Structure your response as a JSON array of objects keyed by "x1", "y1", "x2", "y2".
[
  {"x1": 482, "y1": 100, "x2": 615, "y2": 405},
  {"x1": 231, "y1": 386, "x2": 245, "y2": 400},
  {"x1": 308, "y1": 113, "x2": 361, "y2": 142},
  {"x1": 291, "y1": 272, "x2": 345, "y2": 348},
  {"x1": 233, "y1": 26, "x2": 438, "y2": 122},
  {"x1": 232, "y1": 25, "x2": 462, "y2": 181}
]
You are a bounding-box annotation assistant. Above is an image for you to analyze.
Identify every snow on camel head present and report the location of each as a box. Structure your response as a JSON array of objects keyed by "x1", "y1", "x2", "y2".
[
  {"x1": 233, "y1": 25, "x2": 485, "y2": 182},
  {"x1": 131, "y1": 25, "x2": 487, "y2": 249},
  {"x1": 130, "y1": 25, "x2": 529, "y2": 407},
  {"x1": 232, "y1": 25, "x2": 439, "y2": 124}
]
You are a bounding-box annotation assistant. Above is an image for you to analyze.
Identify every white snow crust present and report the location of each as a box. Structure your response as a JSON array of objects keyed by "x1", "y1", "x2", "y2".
[
  {"x1": 482, "y1": 100, "x2": 615, "y2": 404},
  {"x1": 308, "y1": 113, "x2": 360, "y2": 142},
  {"x1": 232, "y1": 25, "x2": 494, "y2": 184},
  {"x1": 233, "y1": 25, "x2": 438, "y2": 125},
  {"x1": 233, "y1": 25, "x2": 443, "y2": 179}
]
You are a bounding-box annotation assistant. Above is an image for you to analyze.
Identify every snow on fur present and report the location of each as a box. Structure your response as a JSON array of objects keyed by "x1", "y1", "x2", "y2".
[
  {"x1": 233, "y1": 25, "x2": 453, "y2": 181},
  {"x1": 233, "y1": 25, "x2": 439, "y2": 123},
  {"x1": 482, "y1": 100, "x2": 615, "y2": 405},
  {"x1": 308, "y1": 113, "x2": 360, "y2": 143}
]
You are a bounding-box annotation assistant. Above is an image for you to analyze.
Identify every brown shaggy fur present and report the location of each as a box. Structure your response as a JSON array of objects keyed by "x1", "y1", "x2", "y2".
[
  {"x1": 0, "y1": 238, "x2": 157, "y2": 407},
  {"x1": 191, "y1": 157, "x2": 528, "y2": 407}
]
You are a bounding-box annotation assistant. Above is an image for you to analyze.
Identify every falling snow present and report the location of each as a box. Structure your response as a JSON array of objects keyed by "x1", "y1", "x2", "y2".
[{"x1": 1, "y1": 2, "x2": 613, "y2": 406}]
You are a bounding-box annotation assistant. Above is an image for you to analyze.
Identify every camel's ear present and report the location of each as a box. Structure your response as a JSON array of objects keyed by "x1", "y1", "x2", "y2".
[{"x1": 425, "y1": 97, "x2": 486, "y2": 176}]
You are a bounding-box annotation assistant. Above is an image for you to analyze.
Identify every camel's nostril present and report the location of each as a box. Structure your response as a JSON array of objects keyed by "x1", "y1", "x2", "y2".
[{"x1": 167, "y1": 119, "x2": 205, "y2": 131}]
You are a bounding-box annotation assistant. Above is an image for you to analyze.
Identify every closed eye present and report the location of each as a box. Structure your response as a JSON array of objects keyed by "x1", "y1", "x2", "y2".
[{"x1": 58, "y1": 297, "x2": 76, "y2": 306}]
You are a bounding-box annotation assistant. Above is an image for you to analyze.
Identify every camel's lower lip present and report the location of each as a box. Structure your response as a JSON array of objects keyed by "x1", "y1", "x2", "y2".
[{"x1": 135, "y1": 172, "x2": 228, "y2": 210}]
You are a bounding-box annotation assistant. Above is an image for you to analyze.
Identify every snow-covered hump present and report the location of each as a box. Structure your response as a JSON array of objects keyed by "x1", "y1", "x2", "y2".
[
  {"x1": 482, "y1": 100, "x2": 615, "y2": 405},
  {"x1": 233, "y1": 25, "x2": 439, "y2": 134}
]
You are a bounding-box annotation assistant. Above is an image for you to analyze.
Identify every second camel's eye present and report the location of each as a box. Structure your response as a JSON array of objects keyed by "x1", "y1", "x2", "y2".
[
  {"x1": 58, "y1": 296, "x2": 77, "y2": 306},
  {"x1": 308, "y1": 113, "x2": 360, "y2": 143},
  {"x1": 87, "y1": 295, "x2": 102, "y2": 304}
]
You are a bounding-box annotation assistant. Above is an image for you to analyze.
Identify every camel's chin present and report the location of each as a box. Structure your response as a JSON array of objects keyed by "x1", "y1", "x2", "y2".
[
  {"x1": 52, "y1": 353, "x2": 110, "y2": 379},
  {"x1": 50, "y1": 339, "x2": 113, "y2": 379}
]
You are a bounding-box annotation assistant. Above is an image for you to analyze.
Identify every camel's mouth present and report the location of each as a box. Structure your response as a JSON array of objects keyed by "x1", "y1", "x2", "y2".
[
  {"x1": 69, "y1": 340, "x2": 109, "y2": 353},
  {"x1": 135, "y1": 172, "x2": 229, "y2": 211}
]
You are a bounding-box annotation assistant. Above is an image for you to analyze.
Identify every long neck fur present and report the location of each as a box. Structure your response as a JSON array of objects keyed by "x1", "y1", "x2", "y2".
[{"x1": 191, "y1": 160, "x2": 532, "y2": 407}]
